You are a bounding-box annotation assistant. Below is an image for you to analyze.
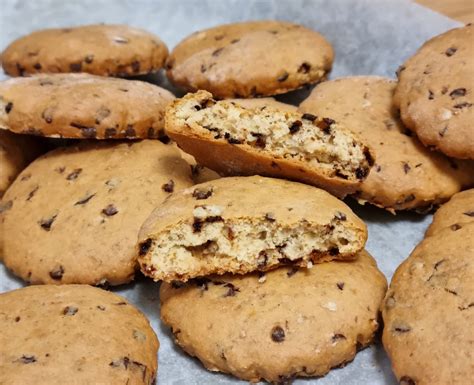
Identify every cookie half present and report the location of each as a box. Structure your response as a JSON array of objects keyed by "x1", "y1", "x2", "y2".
[
  {"x1": 160, "y1": 250, "x2": 386, "y2": 383},
  {"x1": 299, "y1": 76, "x2": 474, "y2": 212},
  {"x1": 0, "y1": 74, "x2": 174, "y2": 139},
  {"x1": 1, "y1": 24, "x2": 168, "y2": 77},
  {"x1": 425, "y1": 188, "x2": 474, "y2": 237},
  {"x1": 394, "y1": 24, "x2": 474, "y2": 159},
  {"x1": 138, "y1": 176, "x2": 367, "y2": 282},
  {"x1": 166, "y1": 20, "x2": 333, "y2": 98},
  {"x1": 382, "y1": 223, "x2": 474, "y2": 385},
  {"x1": 165, "y1": 91, "x2": 374, "y2": 198},
  {"x1": 0, "y1": 285, "x2": 158, "y2": 385},
  {"x1": 0, "y1": 140, "x2": 193, "y2": 285}
]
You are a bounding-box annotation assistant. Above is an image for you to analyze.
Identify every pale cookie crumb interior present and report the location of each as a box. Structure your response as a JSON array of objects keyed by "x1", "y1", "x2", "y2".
[
  {"x1": 141, "y1": 212, "x2": 361, "y2": 281},
  {"x1": 174, "y1": 96, "x2": 371, "y2": 180}
]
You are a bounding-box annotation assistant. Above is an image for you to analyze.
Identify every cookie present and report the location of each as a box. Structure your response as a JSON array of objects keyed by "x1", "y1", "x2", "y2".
[
  {"x1": 166, "y1": 20, "x2": 333, "y2": 98},
  {"x1": 0, "y1": 140, "x2": 193, "y2": 285},
  {"x1": 160, "y1": 250, "x2": 387, "y2": 383},
  {"x1": 1, "y1": 24, "x2": 168, "y2": 77},
  {"x1": 394, "y1": 24, "x2": 474, "y2": 159},
  {"x1": 299, "y1": 76, "x2": 474, "y2": 212},
  {"x1": 138, "y1": 175, "x2": 367, "y2": 282},
  {"x1": 0, "y1": 130, "x2": 45, "y2": 197},
  {"x1": 382, "y1": 223, "x2": 474, "y2": 385},
  {"x1": 425, "y1": 189, "x2": 474, "y2": 237},
  {"x1": 0, "y1": 74, "x2": 174, "y2": 139},
  {"x1": 0, "y1": 284, "x2": 158, "y2": 385},
  {"x1": 165, "y1": 91, "x2": 375, "y2": 198}
]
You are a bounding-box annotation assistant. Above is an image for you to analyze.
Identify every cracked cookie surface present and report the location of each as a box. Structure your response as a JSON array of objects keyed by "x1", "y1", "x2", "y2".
[
  {"x1": 0, "y1": 285, "x2": 158, "y2": 385},
  {"x1": 160, "y1": 250, "x2": 386, "y2": 383},
  {"x1": 0, "y1": 140, "x2": 193, "y2": 285}
]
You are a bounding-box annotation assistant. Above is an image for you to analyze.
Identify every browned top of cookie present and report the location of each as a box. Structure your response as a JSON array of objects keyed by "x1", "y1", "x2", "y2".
[
  {"x1": 167, "y1": 20, "x2": 333, "y2": 98},
  {"x1": 0, "y1": 140, "x2": 193, "y2": 285},
  {"x1": 1, "y1": 24, "x2": 168, "y2": 77},
  {"x1": 394, "y1": 24, "x2": 474, "y2": 159},
  {"x1": 0, "y1": 74, "x2": 174, "y2": 139},
  {"x1": 299, "y1": 76, "x2": 474, "y2": 212},
  {"x1": 0, "y1": 285, "x2": 158, "y2": 385}
]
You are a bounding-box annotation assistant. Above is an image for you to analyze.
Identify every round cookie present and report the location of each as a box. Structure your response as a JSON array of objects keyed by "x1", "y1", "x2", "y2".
[
  {"x1": 382, "y1": 223, "x2": 474, "y2": 385},
  {"x1": 166, "y1": 20, "x2": 333, "y2": 98},
  {"x1": 299, "y1": 76, "x2": 474, "y2": 212},
  {"x1": 425, "y1": 188, "x2": 474, "y2": 237},
  {"x1": 1, "y1": 24, "x2": 168, "y2": 77},
  {"x1": 0, "y1": 140, "x2": 193, "y2": 285},
  {"x1": 0, "y1": 74, "x2": 174, "y2": 139},
  {"x1": 138, "y1": 176, "x2": 367, "y2": 282},
  {"x1": 160, "y1": 250, "x2": 387, "y2": 383},
  {"x1": 0, "y1": 285, "x2": 158, "y2": 385},
  {"x1": 0, "y1": 130, "x2": 45, "y2": 197},
  {"x1": 394, "y1": 24, "x2": 474, "y2": 159}
]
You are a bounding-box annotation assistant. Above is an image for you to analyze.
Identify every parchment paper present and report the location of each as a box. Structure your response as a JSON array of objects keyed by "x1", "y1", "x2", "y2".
[{"x1": 0, "y1": 1, "x2": 461, "y2": 384}]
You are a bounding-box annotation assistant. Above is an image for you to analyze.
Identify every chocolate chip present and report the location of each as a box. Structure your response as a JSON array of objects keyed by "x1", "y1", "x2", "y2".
[
  {"x1": 171, "y1": 280, "x2": 185, "y2": 289},
  {"x1": 15, "y1": 316, "x2": 20, "y2": 322},
  {"x1": 102, "y1": 204, "x2": 118, "y2": 216},
  {"x1": 82, "y1": 127, "x2": 97, "y2": 138},
  {"x1": 32, "y1": 62, "x2": 42, "y2": 70},
  {"x1": 95, "y1": 107, "x2": 111, "y2": 124},
  {"x1": 223, "y1": 283, "x2": 240, "y2": 297},
  {"x1": 200, "y1": 64, "x2": 207, "y2": 73},
  {"x1": 70, "y1": 62, "x2": 82, "y2": 72},
  {"x1": 270, "y1": 161, "x2": 280, "y2": 169},
  {"x1": 97, "y1": 305, "x2": 106, "y2": 311},
  {"x1": 231, "y1": 38, "x2": 240, "y2": 44},
  {"x1": 428, "y1": 90, "x2": 434, "y2": 100},
  {"x1": 337, "y1": 282, "x2": 345, "y2": 290},
  {"x1": 251, "y1": 132, "x2": 266, "y2": 148},
  {"x1": 131, "y1": 60, "x2": 140, "y2": 73},
  {"x1": 399, "y1": 376, "x2": 416, "y2": 385},
  {"x1": 331, "y1": 333, "x2": 346, "y2": 342},
  {"x1": 74, "y1": 193, "x2": 95, "y2": 205},
  {"x1": 39, "y1": 214, "x2": 57, "y2": 231},
  {"x1": 139, "y1": 239, "x2": 152, "y2": 256},
  {"x1": 26, "y1": 186, "x2": 39, "y2": 201},
  {"x1": 271, "y1": 326, "x2": 285, "y2": 342},
  {"x1": 453, "y1": 102, "x2": 472, "y2": 109},
  {"x1": 193, "y1": 187, "x2": 213, "y2": 200},
  {"x1": 0, "y1": 200, "x2": 12, "y2": 214},
  {"x1": 212, "y1": 47, "x2": 224, "y2": 57},
  {"x1": 66, "y1": 168, "x2": 82, "y2": 180},
  {"x1": 115, "y1": 301, "x2": 127, "y2": 306},
  {"x1": 195, "y1": 277, "x2": 211, "y2": 291},
  {"x1": 316, "y1": 118, "x2": 335, "y2": 134},
  {"x1": 449, "y1": 88, "x2": 466, "y2": 99},
  {"x1": 287, "y1": 266, "x2": 298, "y2": 277},
  {"x1": 16, "y1": 63, "x2": 25, "y2": 76},
  {"x1": 298, "y1": 62, "x2": 311, "y2": 73},
  {"x1": 394, "y1": 324, "x2": 411, "y2": 333},
  {"x1": 301, "y1": 113, "x2": 317, "y2": 121},
  {"x1": 328, "y1": 247, "x2": 339, "y2": 256},
  {"x1": 257, "y1": 251, "x2": 268, "y2": 268},
  {"x1": 335, "y1": 211, "x2": 347, "y2": 221},
  {"x1": 289, "y1": 120, "x2": 302, "y2": 134},
  {"x1": 404, "y1": 194, "x2": 416, "y2": 203},
  {"x1": 445, "y1": 47, "x2": 457, "y2": 56},
  {"x1": 18, "y1": 355, "x2": 36, "y2": 364},
  {"x1": 450, "y1": 223, "x2": 462, "y2": 231},
  {"x1": 125, "y1": 125, "x2": 136, "y2": 137},
  {"x1": 49, "y1": 265, "x2": 64, "y2": 280},
  {"x1": 162, "y1": 180, "x2": 175, "y2": 193},
  {"x1": 403, "y1": 163, "x2": 411, "y2": 174},
  {"x1": 277, "y1": 71, "x2": 289, "y2": 82},
  {"x1": 224, "y1": 133, "x2": 242, "y2": 144},
  {"x1": 84, "y1": 55, "x2": 94, "y2": 63},
  {"x1": 463, "y1": 210, "x2": 474, "y2": 217},
  {"x1": 355, "y1": 167, "x2": 368, "y2": 180},
  {"x1": 5, "y1": 102, "x2": 13, "y2": 113},
  {"x1": 63, "y1": 306, "x2": 78, "y2": 316},
  {"x1": 105, "y1": 128, "x2": 117, "y2": 138}
]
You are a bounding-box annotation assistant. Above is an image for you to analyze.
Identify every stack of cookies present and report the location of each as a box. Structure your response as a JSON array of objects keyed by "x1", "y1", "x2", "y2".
[{"x1": 0, "y1": 19, "x2": 472, "y2": 385}]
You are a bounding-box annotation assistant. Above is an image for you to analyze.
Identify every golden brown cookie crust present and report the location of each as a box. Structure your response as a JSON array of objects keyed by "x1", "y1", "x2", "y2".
[
  {"x1": 160, "y1": 250, "x2": 386, "y2": 383},
  {"x1": 0, "y1": 140, "x2": 193, "y2": 285},
  {"x1": 394, "y1": 24, "x2": 474, "y2": 159},
  {"x1": 167, "y1": 20, "x2": 333, "y2": 98},
  {"x1": 299, "y1": 76, "x2": 474, "y2": 212},
  {"x1": 0, "y1": 285, "x2": 158, "y2": 385},
  {"x1": 1, "y1": 24, "x2": 168, "y2": 77},
  {"x1": 0, "y1": 74, "x2": 174, "y2": 139}
]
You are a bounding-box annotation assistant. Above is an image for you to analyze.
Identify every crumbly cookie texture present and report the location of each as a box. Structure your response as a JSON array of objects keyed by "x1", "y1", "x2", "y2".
[
  {"x1": 160, "y1": 250, "x2": 387, "y2": 383},
  {"x1": 0, "y1": 74, "x2": 174, "y2": 139},
  {"x1": 138, "y1": 176, "x2": 367, "y2": 282},
  {"x1": 394, "y1": 24, "x2": 474, "y2": 159},
  {"x1": 425, "y1": 188, "x2": 474, "y2": 237},
  {"x1": 165, "y1": 90, "x2": 374, "y2": 198},
  {"x1": 382, "y1": 221, "x2": 474, "y2": 384},
  {"x1": 299, "y1": 76, "x2": 474, "y2": 212},
  {"x1": 0, "y1": 140, "x2": 193, "y2": 285},
  {"x1": 166, "y1": 20, "x2": 333, "y2": 98},
  {"x1": 1, "y1": 24, "x2": 168, "y2": 77},
  {"x1": 0, "y1": 285, "x2": 159, "y2": 385}
]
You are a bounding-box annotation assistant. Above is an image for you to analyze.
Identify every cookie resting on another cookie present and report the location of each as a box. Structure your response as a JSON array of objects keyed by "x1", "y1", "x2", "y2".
[
  {"x1": 1, "y1": 24, "x2": 168, "y2": 77},
  {"x1": 165, "y1": 90, "x2": 375, "y2": 198},
  {"x1": 160, "y1": 250, "x2": 387, "y2": 383},
  {"x1": 0, "y1": 285, "x2": 158, "y2": 385},
  {"x1": 0, "y1": 140, "x2": 193, "y2": 285},
  {"x1": 138, "y1": 176, "x2": 367, "y2": 282},
  {"x1": 166, "y1": 20, "x2": 333, "y2": 98}
]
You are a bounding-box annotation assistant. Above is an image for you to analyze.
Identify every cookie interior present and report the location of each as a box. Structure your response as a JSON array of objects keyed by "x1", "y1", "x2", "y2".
[
  {"x1": 139, "y1": 207, "x2": 362, "y2": 282},
  {"x1": 170, "y1": 92, "x2": 373, "y2": 182}
]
